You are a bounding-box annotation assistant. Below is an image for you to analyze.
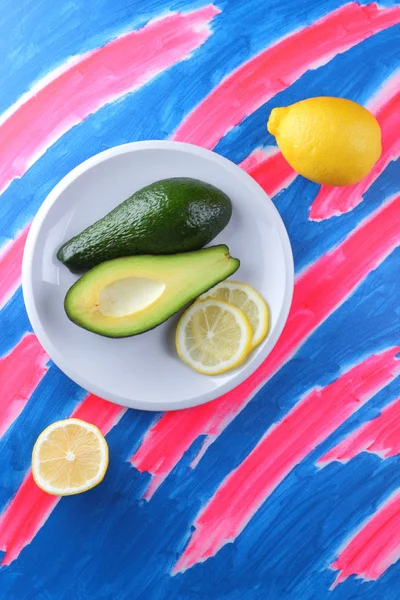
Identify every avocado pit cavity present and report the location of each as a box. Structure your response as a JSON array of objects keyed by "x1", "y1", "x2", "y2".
[{"x1": 98, "y1": 277, "x2": 165, "y2": 317}]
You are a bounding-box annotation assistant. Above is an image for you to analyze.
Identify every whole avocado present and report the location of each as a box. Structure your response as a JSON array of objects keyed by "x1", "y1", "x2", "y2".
[{"x1": 57, "y1": 178, "x2": 232, "y2": 271}]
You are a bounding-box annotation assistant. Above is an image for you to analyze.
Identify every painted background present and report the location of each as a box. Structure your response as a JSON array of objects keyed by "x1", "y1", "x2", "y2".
[{"x1": 0, "y1": 0, "x2": 399, "y2": 598}]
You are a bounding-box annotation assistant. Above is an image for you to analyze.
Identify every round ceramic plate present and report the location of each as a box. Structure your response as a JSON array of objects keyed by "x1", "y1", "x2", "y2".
[{"x1": 22, "y1": 141, "x2": 294, "y2": 411}]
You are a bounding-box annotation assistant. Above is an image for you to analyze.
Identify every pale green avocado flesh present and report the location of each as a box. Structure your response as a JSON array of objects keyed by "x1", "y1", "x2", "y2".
[{"x1": 64, "y1": 245, "x2": 240, "y2": 337}]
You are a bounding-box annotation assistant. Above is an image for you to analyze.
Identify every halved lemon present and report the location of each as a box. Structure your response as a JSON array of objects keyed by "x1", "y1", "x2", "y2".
[
  {"x1": 32, "y1": 418, "x2": 109, "y2": 496},
  {"x1": 176, "y1": 299, "x2": 252, "y2": 375},
  {"x1": 200, "y1": 281, "x2": 269, "y2": 348}
]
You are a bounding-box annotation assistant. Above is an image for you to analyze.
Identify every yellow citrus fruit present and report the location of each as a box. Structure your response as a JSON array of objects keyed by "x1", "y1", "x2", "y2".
[
  {"x1": 199, "y1": 281, "x2": 269, "y2": 349},
  {"x1": 32, "y1": 418, "x2": 109, "y2": 496},
  {"x1": 267, "y1": 97, "x2": 381, "y2": 186},
  {"x1": 176, "y1": 299, "x2": 252, "y2": 375}
]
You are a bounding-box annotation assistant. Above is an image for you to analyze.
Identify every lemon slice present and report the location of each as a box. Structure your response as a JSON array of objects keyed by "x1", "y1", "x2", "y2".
[
  {"x1": 32, "y1": 418, "x2": 109, "y2": 496},
  {"x1": 176, "y1": 299, "x2": 252, "y2": 375},
  {"x1": 200, "y1": 281, "x2": 269, "y2": 348}
]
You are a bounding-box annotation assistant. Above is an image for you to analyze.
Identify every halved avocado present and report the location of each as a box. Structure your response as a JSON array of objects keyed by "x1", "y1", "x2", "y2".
[{"x1": 64, "y1": 245, "x2": 240, "y2": 337}]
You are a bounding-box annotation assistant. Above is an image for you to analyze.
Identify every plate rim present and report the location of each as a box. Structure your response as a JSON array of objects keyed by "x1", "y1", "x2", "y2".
[{"x1": 22, "y1": 140, "x2": 294, "y2": 411}]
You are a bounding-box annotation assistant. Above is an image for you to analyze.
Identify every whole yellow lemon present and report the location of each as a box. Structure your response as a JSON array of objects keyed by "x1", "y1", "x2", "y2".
[{"x1": 267, "y1": 97, "x2": 382, "y2": 186}]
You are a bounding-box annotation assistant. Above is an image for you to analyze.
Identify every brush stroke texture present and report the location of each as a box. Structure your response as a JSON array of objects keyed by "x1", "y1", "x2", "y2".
[
  {"x1": 0, "y1": 393, "x2": 124, "y2": 565},
  {"x1": 1, "y1": 0, "x2": 400, "y2": 597},
  {"x1": 319, "y1": 396, "x2": 400, "y2": 464},
  {"x1": 0, "y1": 227, "x2": 29, "y2": 309},
  {"x1": 240, "y1": 148, "x2": 296, "y2": 196},
  {"x1": 0, "y1": 6, "x2": 217, "y2": 309},
  {"x1": 173, "y1": 347, "x2": 400, "y2": 573},
  {"x1": 332, "y1": 491, "x2": 400, "y2": 585},
  {"x1": 132, "y1": 194, "x2": 400, "y2": 495},
  {"x1": 172, "y1": 2, "x2": 400, "y2": 148},
  {"x1": 310, "y1": 74, "x2": 400, "y2": 220},
  {"x1": 0, "y1": 334, "x2": 48, "y2": 438},
  {"x1": 0, "y1": 5, "x2": 218, "y2": 195}
]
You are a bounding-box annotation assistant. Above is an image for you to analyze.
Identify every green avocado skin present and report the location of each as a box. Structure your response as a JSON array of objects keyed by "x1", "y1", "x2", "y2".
[{"x1": 57, "y1": 178, "x2": 232, "y2": 271}]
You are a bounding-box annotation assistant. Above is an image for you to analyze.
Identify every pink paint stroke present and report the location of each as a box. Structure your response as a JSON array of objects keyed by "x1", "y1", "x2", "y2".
[
  {"x1": 331, "y1": 490, "x2": 400, "y2": 586},
  {"x1": 0, "y1": 226, "x2": 29, "y2": 309},
  {"x1": 310, "y1": 74, "x2": 400, "y2": 220},
  {"x1": 172, "y1": 2, "x2": 400, "y2": 149},
  {"x1": 0, "y1": 394, "x2": 124, "y2": 565},
  {"x1": 132, "y1": 194, "x2": 400, "y2": 497},
  {"x1": 174, "y1": 347, "x2": 400, "y2": 574},
  {"x1": 0, "y1": 334, "x2": 48, "y2": 438},
  {"x1": 318, "y1": 396, "x2": 400, "y2": 465},
  {"x1": 0, "y1": 7, "x2": 217, "y2": 308},
  {"x1": 240, "y1": 148, "x2": 296, "y2": 196},
  {"x1": 0, "y1": 5, "x2": 218, "y2": 195}
]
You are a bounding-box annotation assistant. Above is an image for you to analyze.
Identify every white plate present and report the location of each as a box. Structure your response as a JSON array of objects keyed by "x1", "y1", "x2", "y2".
[{"x1": 22, "y1": 141, "x2": 294, "y2": 411}]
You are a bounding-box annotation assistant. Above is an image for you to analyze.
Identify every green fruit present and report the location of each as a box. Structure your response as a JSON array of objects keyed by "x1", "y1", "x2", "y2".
[
  {"x1": 64, "y1": 245, "x2": 240, "y2": 338},
  {"x1": 57, "y1": 178, "x2": 232, "y2": 271}
]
